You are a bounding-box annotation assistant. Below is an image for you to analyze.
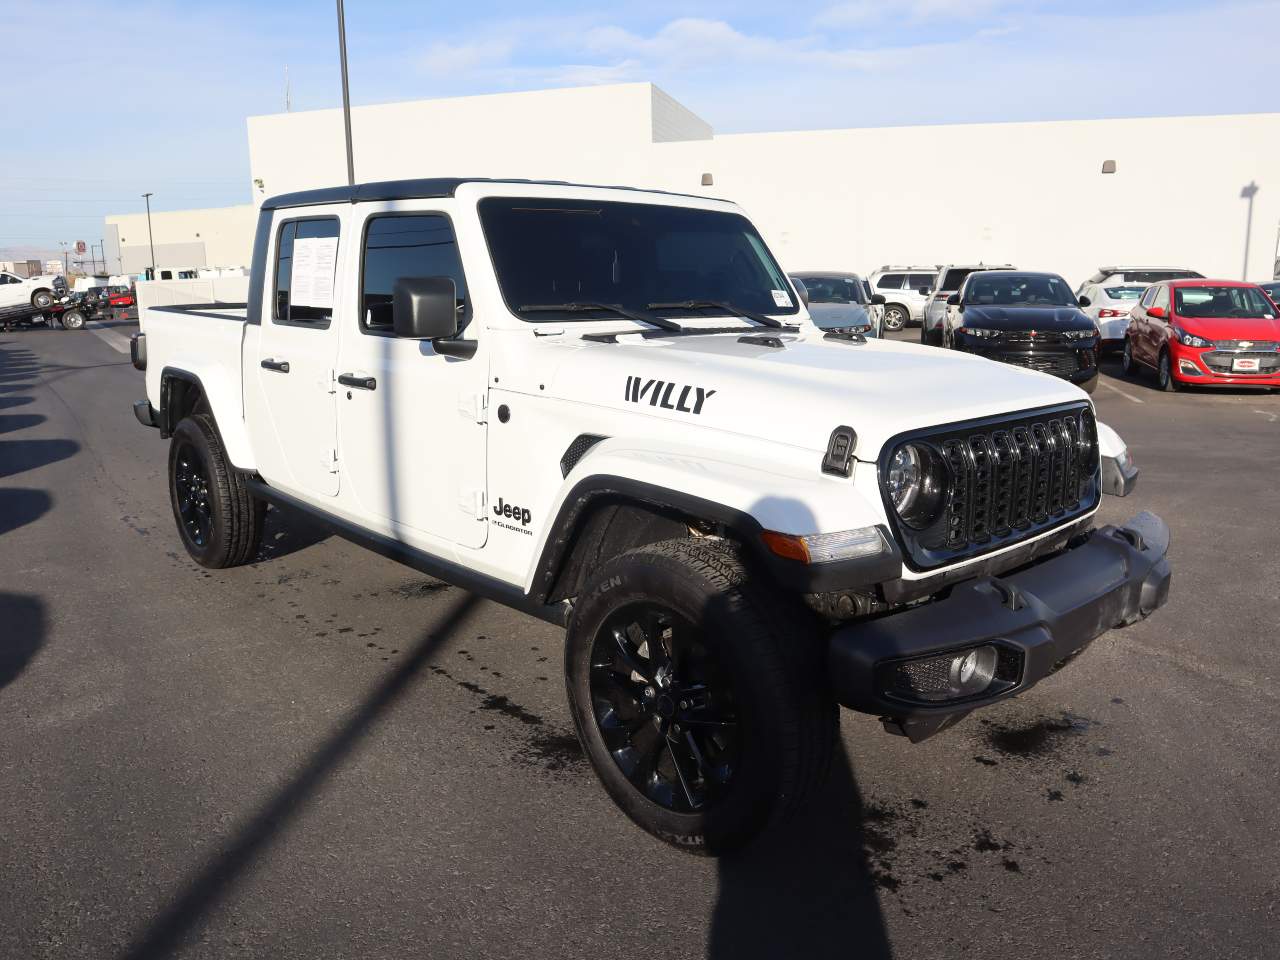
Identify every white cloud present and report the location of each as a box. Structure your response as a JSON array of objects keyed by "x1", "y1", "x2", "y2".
[
  {"x1": 419, "y1": 39, "x2": 516, "y2": 77},
  {"x1": 815, "y1": 0, "x2": 1011, "y2": 27}
]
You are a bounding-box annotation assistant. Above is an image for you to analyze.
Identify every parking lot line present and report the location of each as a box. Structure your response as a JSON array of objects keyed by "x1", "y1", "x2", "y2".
[
  {"x1": 1254, "y1": 409, "x2": 1278, "y2": 423},
  {"x1": 1097, "y1": 379, "x2": 1145, "y2": 404},
  {"x1": 86, "y1": 320, "x2": 132, "y2": 355}
]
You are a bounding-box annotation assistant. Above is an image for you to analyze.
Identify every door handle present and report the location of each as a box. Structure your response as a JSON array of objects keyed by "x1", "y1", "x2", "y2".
[
  {"x1": 338, "y1": 373, "x2": 376, "y2": 390},
  {"x1": 261, "y1": 358, "x2": 290, "y2": 373}
]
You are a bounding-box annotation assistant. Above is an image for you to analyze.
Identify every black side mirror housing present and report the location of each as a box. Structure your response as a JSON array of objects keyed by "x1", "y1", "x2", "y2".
[
  {"x1": 870, "y1": 293, "x2": 886, "y2": 305},
  {"x1": 393, "y1": 276, "x2": 460, "y2": 340},
  {"x1": 1078, "y1": 296, "x2": 1091, "y2": 307},
  {"x1": 947, "y1": 293, "x2": 961, "y2": 306},
  {"x1": 917, "y1": 286, "x2": 931, "y2": 296}
]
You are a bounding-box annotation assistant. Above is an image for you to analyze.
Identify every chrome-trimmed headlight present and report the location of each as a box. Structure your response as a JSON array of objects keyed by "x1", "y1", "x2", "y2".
[
  {"x1": 887, "y1": 442, "x2": 948, "y2": 530},
  {"x1": 957, "y1": 326, "x2": 1001, "y2": 338},
  {"x1": 1064, "y1": 328, "x2": 1099, "y2": 340}
]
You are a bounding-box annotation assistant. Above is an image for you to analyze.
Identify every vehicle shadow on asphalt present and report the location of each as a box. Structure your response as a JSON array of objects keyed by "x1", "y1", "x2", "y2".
[
  {"x1": 709, "y1": 741, "x2": 893, "y2": 959},
  {"x1": 116, "y1": 593, "x2": 481, "y2": 960},
  {"x1": 0, "y1": 592, "x2": 45, "y2": 693},
  {"x1": 254, "y1": 502, "x2": 331, "y2": 561}
]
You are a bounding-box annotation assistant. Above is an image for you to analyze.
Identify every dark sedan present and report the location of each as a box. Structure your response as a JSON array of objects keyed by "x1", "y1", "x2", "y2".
[{"x1": 943, "y1": 270, "x2": 1099, "y2": 393}]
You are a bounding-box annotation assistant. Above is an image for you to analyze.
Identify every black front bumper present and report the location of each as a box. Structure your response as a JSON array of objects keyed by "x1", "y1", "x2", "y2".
[
  {"x1": 956, "y1": 339, "x2": 1098, "y2": 384},
  {"x1": 827, "y1": 511, "x2": 1171, "y2": 742}
]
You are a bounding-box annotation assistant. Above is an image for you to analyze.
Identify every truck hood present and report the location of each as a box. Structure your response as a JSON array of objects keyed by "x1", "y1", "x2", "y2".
[{"x1": 524, "y1": 325, "x2": 1090, "y2": 459}]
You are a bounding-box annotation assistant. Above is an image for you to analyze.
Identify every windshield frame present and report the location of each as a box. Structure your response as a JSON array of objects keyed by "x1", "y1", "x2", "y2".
[{"x1": 477, "y1": 196, "x2": 800, "y2": 323}]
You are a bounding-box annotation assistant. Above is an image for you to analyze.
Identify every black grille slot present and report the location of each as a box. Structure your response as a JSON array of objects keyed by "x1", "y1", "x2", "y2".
[
  {"x1": 885, "y1": 405, "x2": 1100, "y2": 571},
  {"x1": 560, "y1": 434, "x2": 607, "y2": 477}
]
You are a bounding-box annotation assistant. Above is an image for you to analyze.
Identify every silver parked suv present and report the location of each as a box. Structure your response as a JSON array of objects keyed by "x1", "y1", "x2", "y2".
[
  {"x1": 921, "y1": 263, "x2": 1015, "y2": 345},
  {"x1": 867, "y1": 265, "x2": 938, "y2": 331}
]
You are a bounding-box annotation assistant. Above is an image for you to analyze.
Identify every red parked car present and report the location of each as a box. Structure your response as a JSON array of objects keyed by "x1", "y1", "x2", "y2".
[
  {"x1": 108, "y1": 287, "x2": 135, "y2": 308},
  {"x1": 1122, "y1": 279, "x2": 1280, "y2": 391}
]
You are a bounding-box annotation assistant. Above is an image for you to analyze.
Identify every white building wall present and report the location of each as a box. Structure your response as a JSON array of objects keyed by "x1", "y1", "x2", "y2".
[
  {"x1": 105, "y1": 204, "x2": 257, "y2": 274},
  {"x1": 112, "y1": 83, "x2": 1280, "y2": 286}
]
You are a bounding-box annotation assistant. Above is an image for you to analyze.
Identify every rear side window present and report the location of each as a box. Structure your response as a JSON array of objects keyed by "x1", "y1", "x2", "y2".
[
  {"x1": 360, "y1": 214, "x2": 468, "y2": 334},
  {"x1": 907, "y1": 273, "x2": 934, "y2": 291},
  {"x1": 274, "y1": 217, "x2": 341, "y2": 326},
  {"x1": 876, "y1": 273, "x2": 904, "y2": 289},
  {"x1": 940, "y1": 268, "x2": 974, "y2": 291}
]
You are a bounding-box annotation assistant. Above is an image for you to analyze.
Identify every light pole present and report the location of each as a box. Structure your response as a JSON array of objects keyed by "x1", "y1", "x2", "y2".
[
  {"x1": 58, "y1": 240, "x2": 68, "y2": 278},
  {"x1": 336, "y1": 0, "x2": 355, "y2": 187},
  {"x1": 142, "y1": 192, "x2": 157, "y2": 279},
  {"x1": 1240, "y1": 181, "x2": 1259, "y2": 280}
]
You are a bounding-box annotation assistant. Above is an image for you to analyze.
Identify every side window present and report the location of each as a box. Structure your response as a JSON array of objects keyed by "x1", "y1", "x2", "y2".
[
  {"x1": 360, "y1": 214, "x2": 468, "y2": 334},
  {"x1": 0, "y1": 274, "x2": 13, "y2": 284},
  {"x1": 907, "y1": 272, "x2": 933, "y2": 292},
  {"x1": 1153, "y1": 286, "x2": 1170, "y2": 313},
  {"x1": 274, "y1": 217, "x2": 341, "y2": 326},
  {"x1": 876, "y1": 273, "x2": 904, "y2": 290}
]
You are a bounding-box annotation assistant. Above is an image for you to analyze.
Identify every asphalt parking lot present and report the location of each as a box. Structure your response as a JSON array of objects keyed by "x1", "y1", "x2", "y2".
[{"x1": 2, "y1": 321, "x2": 1278, "y2": 959}]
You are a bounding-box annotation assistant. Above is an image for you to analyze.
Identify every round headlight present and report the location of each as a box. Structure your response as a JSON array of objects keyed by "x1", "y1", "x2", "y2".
[{"x1": 887, "y1": 442, "x2": 948, "y2": 530}]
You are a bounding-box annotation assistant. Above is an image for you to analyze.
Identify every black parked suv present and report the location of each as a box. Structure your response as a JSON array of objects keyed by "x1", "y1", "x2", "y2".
[{"x1": 943, "y1": 270, "x2": 1100, "y2": 393}]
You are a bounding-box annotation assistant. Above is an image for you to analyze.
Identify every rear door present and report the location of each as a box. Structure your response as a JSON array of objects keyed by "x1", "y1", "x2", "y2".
[{"x1": 254, "y1": 212, "x2": 345, "y2": 497}]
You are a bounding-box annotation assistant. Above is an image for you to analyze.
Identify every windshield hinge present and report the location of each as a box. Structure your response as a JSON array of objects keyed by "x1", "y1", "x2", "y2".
[
  {"x1": 459, "y1": 487, "x2": 486, "y2": 519},
  {"x1": 328, "y1": 448, "x2": 339, "y2": 473}
]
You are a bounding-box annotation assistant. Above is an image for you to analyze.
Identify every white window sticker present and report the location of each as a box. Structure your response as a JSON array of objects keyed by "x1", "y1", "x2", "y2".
[
  {"x1": 291, "y1": 236, "x2": 339, "y2": 309},
  {"x1": 771, "y1": 289, "x2": 792, "y2": 308}
]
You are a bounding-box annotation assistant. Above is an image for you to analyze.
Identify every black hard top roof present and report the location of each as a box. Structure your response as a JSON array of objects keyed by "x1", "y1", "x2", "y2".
[{"x1": 261, "y1": 177, "x2": 716, "y2": 211}]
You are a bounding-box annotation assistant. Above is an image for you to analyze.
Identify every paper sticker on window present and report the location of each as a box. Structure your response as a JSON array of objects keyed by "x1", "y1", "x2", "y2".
[
  {"x1": 771, "y1": 289, "x2": 792, "y2": 308},
  {"x1": 291, "y1": 236, "x2": 339, "y2": 309}
]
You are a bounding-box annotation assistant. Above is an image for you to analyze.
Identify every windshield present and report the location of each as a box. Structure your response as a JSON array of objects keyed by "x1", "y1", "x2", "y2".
[
  {"x1": 478, "y1": 198, "x2": 798, "y2": 321},
  {"x1": 795, "y1": 276, "x2": 867, "y2": 305},
  {"x1": 1103, "y1": 285, "x2": 1145, "y2": 301},
  {"x1": 963, "y1": 273, "x2": 1076, "y2": 307},
  {"x1": 1174, "y1": 286, "x2": 1276, "y2": 318}
]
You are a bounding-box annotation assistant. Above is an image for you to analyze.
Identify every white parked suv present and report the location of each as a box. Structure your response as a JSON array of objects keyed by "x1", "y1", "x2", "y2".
[
  {"x1": 130, "y1": 178, "x2": 1171, "y2": 854},
  {"x1": 867, "y1": 266, "x2": 937, "y2": 332},
  {"x1": 0, "y1": 270, "x2": 65, "y2": 310},
  {"x1": 1076, "y1": 267, "x2": 1203, "y2": 352}
]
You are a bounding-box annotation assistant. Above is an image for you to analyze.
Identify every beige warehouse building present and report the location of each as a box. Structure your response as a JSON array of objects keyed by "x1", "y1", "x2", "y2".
[{"x1": 106, "y1": 82, "x2": 1280, "y2": 287}]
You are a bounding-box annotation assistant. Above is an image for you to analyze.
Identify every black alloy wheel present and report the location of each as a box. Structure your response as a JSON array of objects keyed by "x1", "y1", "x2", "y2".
[
  {"x1": 589, "y1": 602, "x2": 739, "y2": 814},
  {"x1": 173, "y1": 441, "x2": 214, "y2": 548}
]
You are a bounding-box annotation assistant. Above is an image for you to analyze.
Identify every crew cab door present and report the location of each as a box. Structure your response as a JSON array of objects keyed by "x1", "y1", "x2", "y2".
[
  {"x1": 251, "y1": 212, "x2": 344, "y2": 497},
  {"x1": 334, "y1": 205, "x2": 487, "y2": 549}
]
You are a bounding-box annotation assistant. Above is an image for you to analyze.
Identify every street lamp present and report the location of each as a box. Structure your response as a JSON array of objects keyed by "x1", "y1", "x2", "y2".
[
  {"x1": 142, "y1": 192, "x2": 157, "y2": 280},
  {"x1": 58, "y1": 240, "x2": 68, "y2": 278}
]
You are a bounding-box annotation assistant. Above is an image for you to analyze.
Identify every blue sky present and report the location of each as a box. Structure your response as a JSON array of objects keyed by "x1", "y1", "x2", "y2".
[{"x1": 3, "y1": 0, "x2": 1278, "y2": 257}]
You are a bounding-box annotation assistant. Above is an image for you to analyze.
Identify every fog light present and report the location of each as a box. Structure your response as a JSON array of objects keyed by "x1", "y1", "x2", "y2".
[
  {"x1": 887, "y1": 644, "x2": 1001, "y2": 702},
  {"x1": 1178, "y1": 358, "x2": 1203, "y2": 376}
]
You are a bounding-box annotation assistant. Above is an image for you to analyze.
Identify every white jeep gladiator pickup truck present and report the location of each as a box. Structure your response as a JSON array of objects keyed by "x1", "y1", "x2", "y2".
[{"x1": 131, "y1": 178, "x2": 1170, "y2": 853}]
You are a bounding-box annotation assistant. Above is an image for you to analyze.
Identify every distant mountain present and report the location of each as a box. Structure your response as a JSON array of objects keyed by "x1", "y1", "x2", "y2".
[{"x1": 0, "y1": 245, "x2": 60, "y2": 263}]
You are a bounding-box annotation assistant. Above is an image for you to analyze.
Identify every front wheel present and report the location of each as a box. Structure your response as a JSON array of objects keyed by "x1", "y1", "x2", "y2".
[
  {"x1": 1157, "y1": 350, "x2": 1181, "y2": 392},
  {"x1": 1121, "y1": 337, "x2": 1136, "y2": 376},
  {"x1": 31, "y1": 289, "x2": 54, "y2": 309},
  {"x1": 60, "y1": 309, "x2": 86, "y2": 330},
  {"x1": 565, "y1": 538, "x2": 837, "y2": 855},
  {"x1": 168, "y1": 414, "x2": 265, "y2": 567},
  {"x1": 882, "y1": 305, "x2": 908, "y2": 332}
]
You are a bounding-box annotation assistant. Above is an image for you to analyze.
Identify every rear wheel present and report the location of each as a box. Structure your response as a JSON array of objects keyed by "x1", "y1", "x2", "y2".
[
  {"x1": 168, "y1": 414, "x2": 264, "y2": 568},
  {"x1": 1157, "y1": 350, "x2": 1181, "y2": 392},
  {"x1": 882, "y1": 305, "x2": 908, "y2": 332},
  {"x1": 31, "y1": 289, "x2": 53, "y2": 309},
  {"x1": 565, "y1": 538, "x2": 837, "y2": 855}
]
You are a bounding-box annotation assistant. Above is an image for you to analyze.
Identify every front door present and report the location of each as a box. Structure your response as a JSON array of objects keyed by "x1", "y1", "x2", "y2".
[
  {"x1": 0, "y1": 273, "x2": 26, "y2": 309},
  {"x1": 255, "y1": 213, "x2": 344, "y2": 498},
  {"x1": 335, "y1": 206, "x2": 487, "y2": 549}
]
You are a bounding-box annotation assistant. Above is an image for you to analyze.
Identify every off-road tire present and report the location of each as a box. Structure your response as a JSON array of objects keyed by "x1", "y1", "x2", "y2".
[
  {"x1": 565, "y1": 537, "x2": 838, "y2": 855},
  {"x1": 31, "y1": 289, "x2": 53, "y2": 309},
  {"x1": 168, "y1": 414, "x2": 265, "y2": 568},
  {"x1": 60, "y1": 309, "x2": 86, "y2": 330},
  {"x1": 882, "y1": 304, "x2": 908, "y2": 331}
]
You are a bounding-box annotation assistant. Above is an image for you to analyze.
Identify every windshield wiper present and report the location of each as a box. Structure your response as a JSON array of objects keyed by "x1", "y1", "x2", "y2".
[
  {"x1": 518, "y1": 302, "x2": 682, "y2": 331},
  {"x1": 646, "y1": 299, "x2": 783, "y2": 328}
]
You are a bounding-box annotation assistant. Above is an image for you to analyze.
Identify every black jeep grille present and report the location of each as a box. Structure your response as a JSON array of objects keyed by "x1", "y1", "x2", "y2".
[{"x1": 882, "y1": 404, "x2": 1100, "y2": 571}]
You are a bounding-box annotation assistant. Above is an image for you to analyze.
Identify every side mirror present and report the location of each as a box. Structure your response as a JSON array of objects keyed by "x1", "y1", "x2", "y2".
[
  {"x1": 1078, "y1": 296, "x2": 1091, "y2": 307},
  {"x1": 870, "y1": 293, "x2": 886, "y2": 305},
  {"x1": 947, "y1": 293, "x2": 961, "y2": 306},
  {"x1": 917, "y1": 287, "x2": 931, "y2": 296},
  {"x1": 1147, "y1": 306, "x2": 1166, "y2": 319},
  {"x1": 393, "y1": 276, "x2": 460, "y2": 340}
]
